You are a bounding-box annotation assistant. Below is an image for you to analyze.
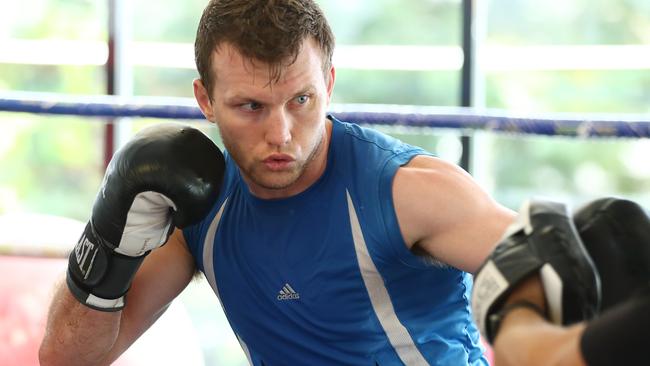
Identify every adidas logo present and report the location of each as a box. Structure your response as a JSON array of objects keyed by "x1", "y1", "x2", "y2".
[{"x1": 277, "y1": 283, "x2": 300, "y2": 300}]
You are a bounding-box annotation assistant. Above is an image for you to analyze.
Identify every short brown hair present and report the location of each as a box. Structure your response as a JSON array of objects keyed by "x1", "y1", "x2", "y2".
[{"x1": 195, "y1": 0, "x2": 335, "y2": 99}]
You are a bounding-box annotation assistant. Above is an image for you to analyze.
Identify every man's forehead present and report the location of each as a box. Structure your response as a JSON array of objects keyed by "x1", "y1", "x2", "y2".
[{"x1": 211, "y1": 40, "x2": 324, "y2": 86}]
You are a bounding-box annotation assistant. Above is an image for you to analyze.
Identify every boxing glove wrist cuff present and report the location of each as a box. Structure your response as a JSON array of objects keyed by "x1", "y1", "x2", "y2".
[
  {"x1": 66, "y1": 222, "x2": 147, "y2": 311},
  {"x1": 66, "y1": 271, "x2": 126, "y2": 311}
]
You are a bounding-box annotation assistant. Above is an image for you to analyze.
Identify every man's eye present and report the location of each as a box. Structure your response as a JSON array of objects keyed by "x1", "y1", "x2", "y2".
[
  {"x1": 295, "y1": 95, "x2": 309, "y2": 105},
  {"x1": 241, "y1": 102, "x2": 262, "y2": 111}
]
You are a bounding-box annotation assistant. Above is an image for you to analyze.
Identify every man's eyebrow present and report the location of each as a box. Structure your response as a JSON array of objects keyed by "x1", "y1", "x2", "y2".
[
  {"x1": 223, "y1": 84, "x2": 317, "y2": 103},
  {"x1": 224, "y1": 94, "x2": 263, "y2": 103},
  {"x1": 294, "y1": 85, "x2": 317, "y2": 95}
]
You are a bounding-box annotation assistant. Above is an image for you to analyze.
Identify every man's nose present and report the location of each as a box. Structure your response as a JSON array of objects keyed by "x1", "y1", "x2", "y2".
[{"x1": 265, "y1": 109, "x2": 291, "y2": 147}]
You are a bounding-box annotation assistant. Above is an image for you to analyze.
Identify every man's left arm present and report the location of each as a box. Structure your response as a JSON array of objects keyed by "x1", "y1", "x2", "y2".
[{"x1": 392, "y1": 155, "x2": 516, "y2": 273}]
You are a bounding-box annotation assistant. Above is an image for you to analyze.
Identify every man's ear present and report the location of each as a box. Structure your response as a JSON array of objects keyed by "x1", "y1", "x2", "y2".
[
  {"x1": 325, "y1": 65, "x2": 336, "y2": 104},
  {"x1": 193, "y1": 78, "x2": 215, "y2": 122}
]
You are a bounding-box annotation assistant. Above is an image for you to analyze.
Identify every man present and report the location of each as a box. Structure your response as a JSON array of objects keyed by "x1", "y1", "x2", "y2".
[
  {"x1": 39, "y1": 1, "x2": 514, "y2": 365},
  {"x1": 472, "y1": 197, "x2": 650, "y2": 366}
]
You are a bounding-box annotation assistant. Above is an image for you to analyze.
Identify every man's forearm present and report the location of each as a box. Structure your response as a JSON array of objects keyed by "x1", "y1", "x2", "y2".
[
  {"x1": 492, "y1": 275, "x2": 587, "y2": 366},
  {"x1": 39, "y1": 280, "x2": 121, "y2": 366},
  {"x1": 494, "y1": 307, "x2": 587, "y2": 366}
]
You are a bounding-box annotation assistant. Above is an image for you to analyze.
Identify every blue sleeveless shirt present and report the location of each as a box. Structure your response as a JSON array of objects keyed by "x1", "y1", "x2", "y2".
[{"x1": 184, "y1": 116, "x2": 487, "y2": 365}]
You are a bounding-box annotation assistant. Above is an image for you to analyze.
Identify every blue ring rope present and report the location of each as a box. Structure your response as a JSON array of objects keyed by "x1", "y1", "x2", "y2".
[{"x1": 1, "y1": 92, "x2": 649, "y2": 138}]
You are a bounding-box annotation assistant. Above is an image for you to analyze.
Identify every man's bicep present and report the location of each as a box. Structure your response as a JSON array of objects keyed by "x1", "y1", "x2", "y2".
[
  {"x1": 106, "y1": 228, "x2": 196, "y2": 360},
  {"x1": 430, "y1": 188, "x2": 515, "y2": 273},
  {"x1": 393, "y1": 156, "x2": 515, "y2": 273}
]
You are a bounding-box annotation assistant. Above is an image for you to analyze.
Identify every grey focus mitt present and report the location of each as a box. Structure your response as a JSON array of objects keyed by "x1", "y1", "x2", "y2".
[{"x1": 471, "y1": 199, "x2": 601, "y2": 343}]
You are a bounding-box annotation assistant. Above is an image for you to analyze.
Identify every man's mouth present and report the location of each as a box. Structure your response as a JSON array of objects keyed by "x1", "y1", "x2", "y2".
[{"x1": 262, "y1": 154, "x2": 295, "y2": 171}]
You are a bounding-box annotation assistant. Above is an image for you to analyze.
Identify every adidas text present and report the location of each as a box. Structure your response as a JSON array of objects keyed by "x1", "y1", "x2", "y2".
[{"x1": 277, "y1": 293, "x2": 300, "y2": 300}]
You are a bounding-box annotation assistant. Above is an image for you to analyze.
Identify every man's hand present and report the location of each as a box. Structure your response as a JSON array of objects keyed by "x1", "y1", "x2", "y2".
[{"x1": 67, "y1": 124, "x2": 225, "y2": 311}]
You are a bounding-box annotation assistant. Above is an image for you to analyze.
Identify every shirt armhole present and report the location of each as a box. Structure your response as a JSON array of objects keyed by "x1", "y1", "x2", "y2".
[{"x1": 377, "y1": 149, "x2": 436, "y2": 269}]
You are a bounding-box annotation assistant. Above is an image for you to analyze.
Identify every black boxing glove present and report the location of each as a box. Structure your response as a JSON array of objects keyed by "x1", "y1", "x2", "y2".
[
  {"x1": 471, "y1": 199, "x2": 601, "y2": 343},
  {"x1": 66, "y1": 124, "x2": 225, "y2": 311},
  {"x1": 573, "y1": 197, "x2": 650, "y2": 311}
]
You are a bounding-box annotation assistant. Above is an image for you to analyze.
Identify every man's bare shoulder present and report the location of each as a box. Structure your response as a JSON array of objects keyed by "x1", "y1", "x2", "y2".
[
  {"x1": 394, "y1": 155, "x2": 476, "y2": 200},
  {"x1": 392, "y1": 156, "x2": 475, "y2": 245}
]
